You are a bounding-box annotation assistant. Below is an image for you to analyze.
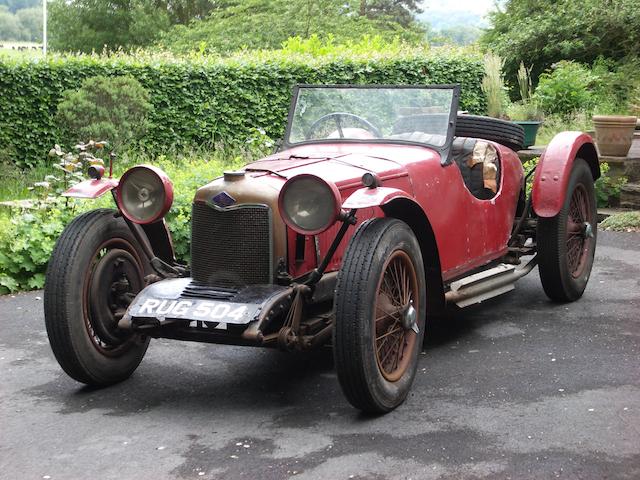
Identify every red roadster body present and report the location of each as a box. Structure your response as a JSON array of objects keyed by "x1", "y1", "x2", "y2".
[{"x1": 44, "y1": 85, "x2": 600, "y2": 412}]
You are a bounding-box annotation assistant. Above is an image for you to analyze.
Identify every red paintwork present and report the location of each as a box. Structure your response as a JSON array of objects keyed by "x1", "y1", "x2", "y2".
[
  {"x1": 249, "y1": 141, "x2": 524, "y2": 282},
  {"x1": 116, "y1": 165, "x2": 174, "y2": 224},
  {"x1": 343, "y1": 187, "x2": 413, "y2": 209},
  {"x1": 62, "y1": 178, "x2": 118, "y2": 199},
  {"x1": 532, "y1": 132, "x2": 598, "y2": 218}
]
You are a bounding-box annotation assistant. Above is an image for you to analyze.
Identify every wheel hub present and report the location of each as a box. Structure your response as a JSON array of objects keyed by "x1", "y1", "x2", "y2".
[
  {"x1": 89, "y1": 248, "x2": 143, "y2": 347},
  {"x1": 401, "y1": 303, "x2": 419, "y2": 334},
  {"x1": 583, "y1": 221, "x2": 594, "y2": 239}
]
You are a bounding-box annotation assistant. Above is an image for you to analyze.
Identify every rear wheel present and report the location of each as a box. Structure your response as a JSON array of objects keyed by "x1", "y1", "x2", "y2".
[
  {"x1": 537, "y1": 159, "x2": 597, "y2": 302},
  {"x1": 334, "y1": 218, "x2": 426, "y2": 413},
  {"x1": 44, "y1": 209, "x2": 150, "y2": 386}
]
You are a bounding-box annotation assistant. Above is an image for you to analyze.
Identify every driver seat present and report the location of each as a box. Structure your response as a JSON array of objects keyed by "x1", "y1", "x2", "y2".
[{"x1": 451, "y1": 137, "x2": 500, "y2": 200}]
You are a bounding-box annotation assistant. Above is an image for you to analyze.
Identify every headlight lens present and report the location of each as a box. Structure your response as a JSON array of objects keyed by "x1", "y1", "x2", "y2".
[
  {"x1": 117, "y1": 165, "x2": 173, "y2": 224},
  {"x1": 278, "y1": 174, "x2": 341, "y2": 235}
]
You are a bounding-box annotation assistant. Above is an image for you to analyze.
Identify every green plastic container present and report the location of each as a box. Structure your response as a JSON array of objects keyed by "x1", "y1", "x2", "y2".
[{"x1": 514, "y1": 121, "x2": 543, "y2": 148}]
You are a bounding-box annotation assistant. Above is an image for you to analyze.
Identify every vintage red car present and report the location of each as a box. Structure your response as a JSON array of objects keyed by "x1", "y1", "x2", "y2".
[{"x1": 44, "y1": 85, "x2": 600, "y2": 412}]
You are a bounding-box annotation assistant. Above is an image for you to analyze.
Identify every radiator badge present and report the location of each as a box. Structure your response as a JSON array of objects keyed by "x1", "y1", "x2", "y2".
[{"x1": 212, "y1": 191, "x2": 236, "y2": 207}]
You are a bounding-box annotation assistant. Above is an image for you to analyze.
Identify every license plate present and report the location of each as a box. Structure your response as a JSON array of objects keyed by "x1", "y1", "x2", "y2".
[{"x1": 128, "y1": 298, "x2": 260, "y2": 325}]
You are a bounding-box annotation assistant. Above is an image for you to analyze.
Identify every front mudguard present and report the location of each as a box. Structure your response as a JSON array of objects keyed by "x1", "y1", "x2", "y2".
[
  {"x1": 342, "y1": 186, "x2": 413, "y2": 209},
  {"x1": 531, "y1": 132, "x2": 600, "y2": 218},
  {"x1": 63, "y1": 179, "x2": 176, "y2": 264},
  {"x1": 62, "y1": 178, "x2": 118, "y2": 199}
]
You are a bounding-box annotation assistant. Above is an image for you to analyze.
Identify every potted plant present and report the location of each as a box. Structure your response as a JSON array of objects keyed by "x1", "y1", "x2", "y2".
[
  {"x1": 592, "y1": 98, "x2": 637, "y2": 157},
  {"x1": 508, "y1": 62, "x2": 544, "y2": 148}
]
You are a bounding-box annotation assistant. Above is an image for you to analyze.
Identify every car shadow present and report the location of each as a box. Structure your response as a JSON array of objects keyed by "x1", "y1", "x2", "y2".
[{"x1": 24, "y1": 289, "x2": 532, "y2": 417}]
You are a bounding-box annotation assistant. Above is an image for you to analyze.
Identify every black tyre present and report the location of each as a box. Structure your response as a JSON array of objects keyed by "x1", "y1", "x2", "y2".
[
  {"x1": 44, "y1": 209, "x2": 150, "y2": 386},
  {"x1": 455, "y1": 115, "x2": 525, "y2": 152},
  {"x1": 537, "y1": 159, "x2": 597, "y2": 302},
  {"x1": 334, "y1": 218, "x2": 426, "y2": 413}
]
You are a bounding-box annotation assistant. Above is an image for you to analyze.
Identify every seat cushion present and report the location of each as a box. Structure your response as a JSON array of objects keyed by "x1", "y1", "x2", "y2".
[{"x1": 451, "y1": 137, "x2": 500, "y2": 200}]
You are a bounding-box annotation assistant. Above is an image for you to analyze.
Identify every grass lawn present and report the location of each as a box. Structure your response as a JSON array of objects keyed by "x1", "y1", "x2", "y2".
[{"x1": 0, "y1": 163, "x2": 51, "y2": 202}]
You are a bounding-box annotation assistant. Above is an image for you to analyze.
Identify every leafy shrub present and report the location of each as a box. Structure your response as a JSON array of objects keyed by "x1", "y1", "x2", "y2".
[
  {"x1": 535, "y1": 112, "x2": 593, "y2": 146},
  {"x1": 628, "y1": 83, "x2": 640, "y2": 115},
  {"x1": 595, "y1": 162, "x2": 627, "y2": 208},
  {"x1": 534, "y1": 61, "x2": 597, "y2": 117},
  {"x1": 0, "y1": 202, "x2": 78, "y2": 293},
  {"x1": 600, "y1": 211, "x2": 640, "y2": 232},
  {"x1": 0, "y1": 146, "x2": 250, "y2": 294},
  {"x1": 56, "y1": 76, "x2": 153, "y2": 150},
  {"x1": 0, "y1": 49, "x2": 486, "y2": 168}
]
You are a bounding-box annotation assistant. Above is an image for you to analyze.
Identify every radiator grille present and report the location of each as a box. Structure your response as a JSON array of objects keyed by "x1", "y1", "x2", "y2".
[{"x1": 190, "y1": 202, "x2": 272, "y2": 287}]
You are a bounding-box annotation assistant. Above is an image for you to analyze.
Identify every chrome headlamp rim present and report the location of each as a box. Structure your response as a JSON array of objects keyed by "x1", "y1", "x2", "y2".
[
  {"x1": 278, "y1": 173, "x2": 341, "y2": 235},
  {"x1": 116, "y1": 165, "x2": 174, "y2": 225}
]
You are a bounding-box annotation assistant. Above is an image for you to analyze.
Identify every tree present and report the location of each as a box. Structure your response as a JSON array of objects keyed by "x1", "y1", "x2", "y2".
[
  {"x1": 16, "y1": 6, "x2": 41, "y2": 42},
  {"x1": 154, "y1": 0, "x2": 216, "y2": 24},
  {"x1": 47, "y1": 0, "x2": 425, "y2": 53},
  {"x1": 482, "y1": 0, "x2": 640, "y2": 81},
  {"x1": 0, "y1": 5, "x2": 26, "y2": 41},
  {"x1": 159, "y1": 0, "x2": 425, "y2": 54},
  {"x1": 358, "y1": 0, "x2": 422, "y2": 27},
  {"x1": 56, "y1": 75, "x2": 154, "y2": 149},
  {"x1": 49, "y1": 0, "x2": 172, "y2": 52},
  {"x1": 47, "y1": 0, "x2": 218, "y2": 52}
]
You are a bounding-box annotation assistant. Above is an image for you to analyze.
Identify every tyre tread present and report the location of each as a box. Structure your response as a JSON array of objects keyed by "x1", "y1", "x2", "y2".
[
  {"x1": 334, "y1": 218, "x2": 422, "y2": 412},
  {"x1": 44, "y1": 209, "x2": 147, "y2": 385}
]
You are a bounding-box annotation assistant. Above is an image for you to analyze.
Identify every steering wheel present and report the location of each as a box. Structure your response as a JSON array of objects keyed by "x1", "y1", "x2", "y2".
[{"x1": 306, "y1": 112, "x2": 382, "y2": 140}]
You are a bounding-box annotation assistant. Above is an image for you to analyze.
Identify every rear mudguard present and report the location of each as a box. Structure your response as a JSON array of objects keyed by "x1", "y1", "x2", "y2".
[{"x1": 531, "y1": 132, "x2": 600, "y2": 218}]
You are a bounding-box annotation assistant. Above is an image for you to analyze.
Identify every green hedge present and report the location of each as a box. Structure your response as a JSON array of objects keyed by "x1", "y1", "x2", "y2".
[{"x1": 0, "y1": 49, "x2": 486, "y2": 168}]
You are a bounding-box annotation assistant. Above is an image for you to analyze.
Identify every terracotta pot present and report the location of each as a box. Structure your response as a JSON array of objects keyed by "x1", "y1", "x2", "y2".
[{"x1": 592, "y1": 115, "x2": 638, "y2": 156}]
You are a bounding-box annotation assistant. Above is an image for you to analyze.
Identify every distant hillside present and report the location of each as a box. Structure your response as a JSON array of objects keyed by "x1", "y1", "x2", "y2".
[{"x1": 418, "y1": 10, "x2": 489, "y2": 30}]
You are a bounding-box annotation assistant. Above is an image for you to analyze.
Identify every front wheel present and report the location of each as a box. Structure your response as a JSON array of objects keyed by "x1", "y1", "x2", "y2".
[
  {"x1": 537, "y1": 158, "x2": 597, "y2": 302},
  {"x1": 334, "y1": 218, "x2": 426, "y2": 413},
  {"x1": 44, "y1": 209, "x2": 150, "y2": 386}
]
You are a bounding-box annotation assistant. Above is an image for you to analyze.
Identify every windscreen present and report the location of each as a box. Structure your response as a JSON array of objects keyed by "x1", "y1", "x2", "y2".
[{"x1": 287, "y1": 86, "x2": 456, "y2": 148}]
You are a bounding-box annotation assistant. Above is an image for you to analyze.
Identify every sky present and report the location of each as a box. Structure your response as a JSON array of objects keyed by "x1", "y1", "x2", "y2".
[{"x1": 420, "y1": 0, "x2": 498, "y2": 15}]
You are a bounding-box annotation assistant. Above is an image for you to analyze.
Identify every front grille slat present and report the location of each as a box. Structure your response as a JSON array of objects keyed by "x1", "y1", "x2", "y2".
[{"x1": 190, "y1": 203, "x2": 272, "y2": 288}]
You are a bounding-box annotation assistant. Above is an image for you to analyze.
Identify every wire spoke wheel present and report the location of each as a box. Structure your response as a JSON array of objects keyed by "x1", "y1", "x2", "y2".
[
  {"x1": 334, "y1": 218, "x2": 426, "y2": 413},
  {"x1": 374, "y1": 251, "x2": 418, "y2": 382},
  {"x1": 537, "y1": 159, "x2": 597, "y2": 302},
  {"x1": 565, "y1": 184, "x2": 593, "y2": 278}
]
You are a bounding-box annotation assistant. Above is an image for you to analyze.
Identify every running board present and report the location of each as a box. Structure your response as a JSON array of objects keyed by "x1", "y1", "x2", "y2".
[{"x1": 445, "y1": 257, "x2": 537, "y2": 308}]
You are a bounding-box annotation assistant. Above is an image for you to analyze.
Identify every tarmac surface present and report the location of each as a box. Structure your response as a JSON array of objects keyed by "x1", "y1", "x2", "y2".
[{"x1": 1, "y1": 231, "x2": 639, "y2": 480}]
